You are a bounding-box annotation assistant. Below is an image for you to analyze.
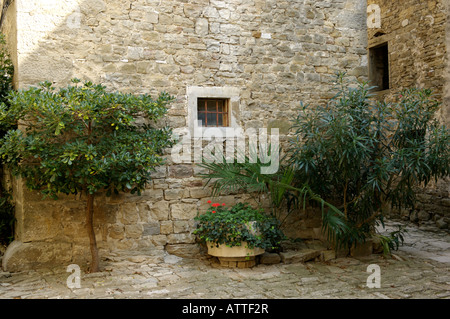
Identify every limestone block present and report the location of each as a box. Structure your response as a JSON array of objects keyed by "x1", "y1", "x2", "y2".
[
  {"x1": 184, "y1": 5, "x2": 203, "y2": 18},
  {"x1": 136, "y1": 61, "x2": 153, "y2": 74},
  {"x1": 159, "y1": 13, "x2": 173, "y2": 25},
  {"x1": 80, "y1": 0, "x2": 106, "y2": 16},
  {"x1": 173, "y1": 220, "x2": 190, "y2": 233},
  {"x1": 125, "y1": 224, "x2": 143, "y2": 239},
  {"x1": 168, "y1": 165, "x2": 193, "y2": 178},
  {"x1": 164, "y1": 188, "x2": 185, "y2": 201},
  {"x1": 136, "y1": 202, "x2": 151, "y2": 223},
  {"x1": 2, "y1": 241, "x2": 72, "y2": 272},
  {"x1": 166, "y1": 244, "x2": 200, "y2": 258},
  {"x1": 115, "y1": 239, "x2": 136, "y2": 251},
  {"x1": 150, "y1": 201, "x2": 170, "y2": 221},
  {"x1": 267, "y1": 119, "x2": 292, "y2": 135},
  {"x1": 280, "y1": 249, "x2": 321, "y2": 264},
  {"x1": 145, "y1": 11, "x2": 159, "y2": 24},
  {"x1": 94, "y1": 203, "x2": 118, "y2": 224},
  {"x1": 189, "y1": 187, "x2": 210, "y2": 199},
  {"x1": 195, "y1": 18, "x2": 209, "y2": 36},
  {"x1": 167, "y1": 233, "x2": 196, "y2": 244},
  {"x1": 142, "y1": 189, "x2": 164, "y2": 202},
  {"x1": 108, "y1": 224, "x2": 125, "y2": 240},
  {"x1": 160, "y1": 221, "x2": 174, "y2": 234},
  {"x1": 203, "y1": 6, "x2": 219, "y2": 19},
  {"x1": 182, "y1": 179, "x2": 204, "y2": 188},
  {"x1": 152, "y1": 179, "x2": 169, "y2": 190},
  {"x1": 120, "y1": 203, "x2": 140, "y2": 224},
  {"x1": 171, "y1": 203, "x2": 198, "y2": 220},
  {"x1": 151, "y1": 234, "x2": 168, "y2": 247},
  {"x1": 320, "y1": 250, "x2": 336, "y2": 262},
  {"x1": 142, "y1": 221, "x2": 161, "y2": 236},
  {"x1": 20, "y1": 202, "x2": 61, "y2": 242},
  {"x1": 259, "y1": 252, "x2": 281, "y2": 264}
]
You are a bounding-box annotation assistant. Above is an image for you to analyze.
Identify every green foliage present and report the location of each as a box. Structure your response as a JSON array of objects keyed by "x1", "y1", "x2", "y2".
[
  {"x1": 0, "y1": 79, "x2": 174, "y2": 198},
  {"x1": 289, "y1": 73, "x2": 449, "y2": 249},
  {"x1": 0, "y1": 33, "x2": 13, "y2": 109},
  {"x1": 198, "y1": 152, "x2": 347, "y2": 230},
  {"x1": 0, "y1": 188, "x2": 14, "y2": 246},
  {"x1": 0, "y1": 32, "x2": 15, "y2": 246},
  {"x1": 194, "y1": 202, "x2": 285, "y2": 251},
  {"x1": 198, "y1": 152, "x2": 354, "y2": 251},
  {"x1": 375, "y1": 225, "x2": 407, "y2": 256}
]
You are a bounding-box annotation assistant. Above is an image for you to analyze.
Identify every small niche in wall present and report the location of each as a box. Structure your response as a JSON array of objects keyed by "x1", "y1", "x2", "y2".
[{"x1": 369, "y1": 42, "x2": 390, "y2": 92}]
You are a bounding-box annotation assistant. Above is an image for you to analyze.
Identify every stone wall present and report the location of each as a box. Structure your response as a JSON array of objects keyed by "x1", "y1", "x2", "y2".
[
  {"x1": 1, "y1": 0, "x2": 369, "y2": 271},
  {"x1": 445, "y1": 0, "x2": 450, "y2": 125},
  {"x1": 367, "y1": 0, "x2": 450, "y2": 227},
  {"x1": 367, "y1": 0, "x2": 447, "y2": 103},
  {"x1": 0, "y1": 0, "x2": 17, "y2": 88}
]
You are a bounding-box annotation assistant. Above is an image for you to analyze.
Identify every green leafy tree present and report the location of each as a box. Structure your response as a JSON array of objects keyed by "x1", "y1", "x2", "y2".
[
  {"x1": 0, "y1": 79, "x2": 174, "y2": 272},
  {"x1": 289, "y1": 73, "x2": 449, "y2": 250},
  {"x1": 0, "y1": 33, "x2": 13, "y2": 110},
  {"x1": 0, "y1": 32, "x2": 15, "y2": 247}
]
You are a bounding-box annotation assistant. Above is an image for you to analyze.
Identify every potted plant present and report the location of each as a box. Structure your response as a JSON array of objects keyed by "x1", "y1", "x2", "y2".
[{"x1": 193, "y1": 201, "x2": 284, "y2": 267}]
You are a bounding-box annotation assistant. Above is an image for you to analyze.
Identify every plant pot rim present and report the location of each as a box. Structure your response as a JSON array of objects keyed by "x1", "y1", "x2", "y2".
[{"x1": 206, "y1": 241, "x2": 265, "y2": 258}]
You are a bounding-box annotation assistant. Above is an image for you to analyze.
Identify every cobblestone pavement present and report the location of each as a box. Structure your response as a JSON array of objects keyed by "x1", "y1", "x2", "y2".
[{"x1": 0, "y1": 220, "x2": 449, "y2": 299}]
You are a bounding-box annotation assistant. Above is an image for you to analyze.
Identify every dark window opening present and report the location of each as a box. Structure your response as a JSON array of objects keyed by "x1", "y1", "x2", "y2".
[
  {"x1": 197, "y1": 98, "x2": 229, "y2": 127},
  {"x1": 369, "y1": 43, "x2": 389, "y2": 91}
]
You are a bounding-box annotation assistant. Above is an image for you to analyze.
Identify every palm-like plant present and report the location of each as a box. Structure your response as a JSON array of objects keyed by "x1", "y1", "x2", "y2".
[{"x1": 198, "y1": 149, "x2": 353, "y2": 249}]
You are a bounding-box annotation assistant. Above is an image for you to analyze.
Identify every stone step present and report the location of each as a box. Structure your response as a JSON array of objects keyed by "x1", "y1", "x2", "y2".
[
  {"x1": 259, "y1": 252, "x2": 282, "y2": 265},
  {"x1": 279, "y1": 249, "x2": 322, "y2": 264}
]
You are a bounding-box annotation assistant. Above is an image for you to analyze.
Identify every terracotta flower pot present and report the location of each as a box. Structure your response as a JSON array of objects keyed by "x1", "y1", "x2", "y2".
[{"x1": 206, "y1": 241, "x2": 265, "y2": 258}]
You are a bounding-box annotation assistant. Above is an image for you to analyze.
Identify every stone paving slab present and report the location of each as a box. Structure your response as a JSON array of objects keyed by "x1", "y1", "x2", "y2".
[{"x1": 0, "y1": 220, "x2": 449, "y2": 299}]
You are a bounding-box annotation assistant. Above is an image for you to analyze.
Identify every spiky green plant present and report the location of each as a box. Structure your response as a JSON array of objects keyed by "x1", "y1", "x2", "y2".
[
  {"x1": 198, "y1": 151, "x2": 353, "y2": 249},
  {"x1": 289, "y1": 73, "x2": 449, "y2": 251}
]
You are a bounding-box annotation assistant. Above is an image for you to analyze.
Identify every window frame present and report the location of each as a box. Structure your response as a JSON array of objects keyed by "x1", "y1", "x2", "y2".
[
  {"x1": 187, "y1": 86, "x2": 240, "y2": 138},
  {"x1": 369, "y1": 42, "x2": 390, "y2": 92},
  {"x1": 197, "y1": 98, "x2": 229, "y2": 127}
]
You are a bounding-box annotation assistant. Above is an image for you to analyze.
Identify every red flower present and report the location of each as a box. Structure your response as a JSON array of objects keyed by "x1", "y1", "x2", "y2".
[
  {"x1": 212, "y1": 203, "x2": 220, "y2": 207},
  {"x1": 207, "y1": 200, "x2": 211, "y2": 204},
  {"x1": 222, "y1": 203, "x2": 226, "y2": 206},
  {"x1": 212, "y1": 210, "x2": 216, "y2": 213}
]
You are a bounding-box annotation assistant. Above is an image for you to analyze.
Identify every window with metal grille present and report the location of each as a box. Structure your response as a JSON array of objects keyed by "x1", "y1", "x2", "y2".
[{"x1": 197, "y1": 98, "x2": 229, "y2": 127}]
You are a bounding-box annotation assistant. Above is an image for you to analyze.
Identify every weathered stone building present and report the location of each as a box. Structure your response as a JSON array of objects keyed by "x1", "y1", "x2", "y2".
[
  {"x1": 367, "y1": 0, "x2": 450, "y2": 227},
  {"x1": 0, "y1": 0, "x2": 370, "y2": 271},
  {"x1": 0, "y1": 0, "x2": 448, "y2": 271}
]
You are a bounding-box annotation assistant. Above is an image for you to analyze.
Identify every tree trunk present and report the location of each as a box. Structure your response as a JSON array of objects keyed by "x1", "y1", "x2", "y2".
[{"x1": 86, "y1": 193, "x2": 100, "y2": 273}]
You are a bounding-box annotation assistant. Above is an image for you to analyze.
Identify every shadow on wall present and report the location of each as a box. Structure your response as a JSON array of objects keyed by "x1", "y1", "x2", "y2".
[{"x1": 15, "y1": 0, "x2": 100, "y2": 89}]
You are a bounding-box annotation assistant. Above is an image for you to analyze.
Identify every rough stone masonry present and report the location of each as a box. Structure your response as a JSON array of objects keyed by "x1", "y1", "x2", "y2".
[
  {"x1": 0, "y1": 0, "x2": 374, "y2": 271},
  {"x1": 366, "y1": 0, "x2": 450, "y2": 229}
]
